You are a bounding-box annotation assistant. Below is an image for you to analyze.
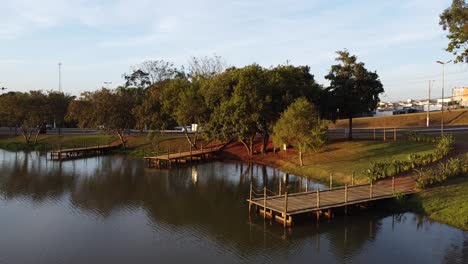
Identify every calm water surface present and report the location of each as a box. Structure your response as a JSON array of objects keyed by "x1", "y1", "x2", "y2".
[{"x1": 0, "y1": 150, "x2": 466, "y2": 264}]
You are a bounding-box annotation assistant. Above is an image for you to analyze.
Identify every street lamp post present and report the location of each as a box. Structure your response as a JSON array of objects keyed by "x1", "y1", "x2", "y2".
[
  {"x1": 103, "y1": 82, "x2": 112, "y2": 89},
  {"x1": 0, "y1": 87, "x2": 7, "y2": 95},
  {"x1": 426, "y1": 80, "x2": 435, "y2": 127},
  {"x1": 436, "y1": 60, "x2": 452, "y2": 135}
]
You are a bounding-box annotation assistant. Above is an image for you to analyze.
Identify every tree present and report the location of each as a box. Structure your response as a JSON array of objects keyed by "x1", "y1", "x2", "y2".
[
  {"x1": 188, "y1": 54, "x2": 227, "y2": 79},
  {"x1": 45, "y1": 91, "x2": 75, "y2": 134},
  {"x1": 66, "y1": 88, "x2": 137, "y2": 149},
  {"x1": 133, "y1": 80, "x2": 176, "y2": 131},
  {"x1": 160, "y1": 78, "x2": 206, "y2": 148},
  {"x1": 123, "y1": 60, "x2": 179, "y2": 88},
  {"x1": 0, "y1": 91, "x2": 49, "y2": 143},
  {"x1": 440, "y1": 0, "x2": 468, "y2": 63},
  {"x1": 272, "y1": 98, "x2": 326, "y2": 166},
  {"x1": 323, "y1": 50, "x2": 383, "y2": 140},
  {"x1": 260, "y1": 64, "x2": 321, "y2": 154}
]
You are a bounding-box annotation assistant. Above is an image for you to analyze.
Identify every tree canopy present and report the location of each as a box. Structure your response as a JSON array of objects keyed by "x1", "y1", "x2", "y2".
[
  {"x1": 321, "y1": 50, "x2": 383, "y2": 140},
  {"x1": 272, "y1": 97, "x2": 326, "y2": 166},
  {"x1": 439, "y1": 0, "x2": 468, "y2": 63},
  {"x1": 66, "y1": 88, "x2": 138, "y2": 148}
]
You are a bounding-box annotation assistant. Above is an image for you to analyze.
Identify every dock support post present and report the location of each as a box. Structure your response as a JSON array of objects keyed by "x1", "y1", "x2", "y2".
[
  {"x1": 393, "y1": 128, "x2": 397, "y2": 141},
  {"x1": 392, "y1": 176, "x2": 395, "y2": 194},
  {"x1": 316, "y1": 188, "x2": 320, "y2": 208},
  {"x1": 329, "y1": 173, "x2": 333, "y2": 189},
  {"x1": 249, "y1": 181, "x2": 253, "y2": 212},
  {"x1": 345, "y1": 184, "x2": 348, "y2": 203},
  {"x1": 284, "y1": 192, "x2": 288, "y2": 228},
  {"x1": 263, "y1": 187, "x2": 267, "y2": 219},
  {"x1": 370, "y1": 182, "x2": 373, "y2": 198}
]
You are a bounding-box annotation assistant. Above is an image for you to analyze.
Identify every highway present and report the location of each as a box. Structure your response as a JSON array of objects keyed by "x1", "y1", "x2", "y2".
[{"x1": 1, "y1": 126, "x2": 467, "y2": 139}]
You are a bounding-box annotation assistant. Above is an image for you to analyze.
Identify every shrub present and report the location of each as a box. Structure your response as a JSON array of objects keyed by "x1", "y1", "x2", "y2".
[{"x1": 415, "y1": 155, "x2": 468, "y2": 189}]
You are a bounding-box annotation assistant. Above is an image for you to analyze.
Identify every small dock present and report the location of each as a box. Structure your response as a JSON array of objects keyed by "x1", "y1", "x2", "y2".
[
  {"x1": 144, "y1": 144, "x2": 224, "y2": 168},
  {"x1": 248, "y1": 176, "x2": 415, "y2": 227},
  {"x1": 50, "y1": 143, "x2": 121, "y2": 161}
]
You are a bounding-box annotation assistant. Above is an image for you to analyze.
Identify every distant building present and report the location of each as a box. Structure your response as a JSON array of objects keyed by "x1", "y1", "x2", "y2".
[{"x1": 453, "y1": 87, "x2": 468, "y2": 107}]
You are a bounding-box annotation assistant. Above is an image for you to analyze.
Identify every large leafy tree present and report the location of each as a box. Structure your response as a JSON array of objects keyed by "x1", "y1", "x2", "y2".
[
  {"x1": 273, "y1": 97, "x2": 326, "y2": 166},
  {"x1": 0, "y1": 91, "x2": 49, "y2": 143},
  {"x1": 46, "y1": 91, "x2": 75, "y2": 134},
  {"x1": 440, "y1": 0, "x2": 468, "y2": 63},
  {"x1": 123, "y1": 60, "x2": 179, "y2": 88},
  {"x1": 322, "y1": 50, "x2": 383, "y2": 140},
  {"x1": 133, "y1": 80, "x2": 176, "y2": 131},
  {"x1": 66, "y1": 88, "x2": 137, "y2": 148},
  {"x1": 260, "y1": 65, "x2": 321, "y2": 153},
  {"x1": 160, "y1": 78, "x2": 206, "y2": 148}
]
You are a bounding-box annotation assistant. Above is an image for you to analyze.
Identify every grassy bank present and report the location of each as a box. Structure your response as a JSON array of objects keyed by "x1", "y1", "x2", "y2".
[
  {"x1": 330, "y1": 109, "x2": 468, "y2": 128},
  {"x1": 401, "y1": 175, "x2": 468, "y2": 231},
  {"x1": 0, "y1": 133, "x2": 205, "y2": 156},
  {"x1": 0, "y1": 134, "x2": 116, "y2": 151},
  {"x1": 223, "y1": 139, "x2": 435, "y2": 185}
]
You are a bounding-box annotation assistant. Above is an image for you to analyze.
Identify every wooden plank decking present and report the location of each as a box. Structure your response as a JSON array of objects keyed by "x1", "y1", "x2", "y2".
[
  {"x1": 248, "y1": 176, "x2": 416, "y2": 226},
  {"x1": 50, "y1": 143, "x2": 121, "y2": 160},
  {"x1": 144, "y1": 144, "x2": 224, "y2": 168}
]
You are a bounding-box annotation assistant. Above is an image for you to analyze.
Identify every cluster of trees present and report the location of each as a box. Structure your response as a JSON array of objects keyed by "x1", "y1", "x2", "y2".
[
  {"x1": 0, "y1": 51, "x2": 385, "y2": 162},
  {"x1": 66, "y1": 51, "x2": 384, "y2": 157},
  {"x1": 0, "y1": 91, "x2": 74, "y2": 143}
]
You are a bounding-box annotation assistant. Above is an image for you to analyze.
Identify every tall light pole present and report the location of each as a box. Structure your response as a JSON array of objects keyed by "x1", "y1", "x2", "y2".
[
  {"x1": 426, "y1": 80, "x2": 435, "y2": 127},
  {"x1": 436, "y1": 60, "x2": 451, "y2": 135},
  {"x1": 58, "y1": 62, "x2": 62, "y2": 93},
  {"x1": 0, "y1": 87, "x2": 7, "y2": 95},
  {"x1": 103, "y1": 81, "x2": 112, "y2": 89}
]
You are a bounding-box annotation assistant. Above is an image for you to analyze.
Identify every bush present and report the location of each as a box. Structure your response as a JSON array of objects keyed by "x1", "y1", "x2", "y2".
[
  {"x1": 363, "y1": 133, "x2": 455, "y2": 183},
  {"x1": 415, "y1": 154, "x2": 468, "y2": 189}
]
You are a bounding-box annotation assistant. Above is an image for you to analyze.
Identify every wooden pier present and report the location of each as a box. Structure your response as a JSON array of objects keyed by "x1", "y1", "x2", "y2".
[
  {"x1": 50, "y1": 143, "x2": 121, "y2": 161},
  {"x1": 144, "y1": 144, "x2": 224, "y2": 168},
  {"x1": 248, "y1": 176, "x2": 415, "y2": 227}
]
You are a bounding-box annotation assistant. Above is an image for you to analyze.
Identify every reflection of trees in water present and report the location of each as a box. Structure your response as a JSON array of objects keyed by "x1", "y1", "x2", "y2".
[
  {"x1": 0, "y1": 152, "x2": 74, "y2": 201},
  {"x1": 0, "y1": 152, "x2": 403, "y2": 258}
]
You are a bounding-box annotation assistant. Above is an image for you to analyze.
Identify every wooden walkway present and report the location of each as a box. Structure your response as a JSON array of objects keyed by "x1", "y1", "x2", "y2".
[
  {"x1": 50, "y1": 143, "x2": 121, "y2": 161},
  {"x1": 144, "y1": 144, "x2": 224, "y2": 168},
  {"x1": 248, "y1": 176, "x2": 416, "y2": 227}
]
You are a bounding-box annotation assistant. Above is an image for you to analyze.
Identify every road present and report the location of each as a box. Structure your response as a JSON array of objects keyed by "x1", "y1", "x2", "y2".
[{"x1": 1, "y1": 126, "x2": 467, "y2": 139}]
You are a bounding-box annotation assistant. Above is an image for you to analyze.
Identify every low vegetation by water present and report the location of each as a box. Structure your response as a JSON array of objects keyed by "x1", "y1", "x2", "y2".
[
  {"x1": 406, "y1": 173, "x2": 468, "y2": 231},
  {"x1": 260, "y1": 140, "x2": 435, "y2": 185}
]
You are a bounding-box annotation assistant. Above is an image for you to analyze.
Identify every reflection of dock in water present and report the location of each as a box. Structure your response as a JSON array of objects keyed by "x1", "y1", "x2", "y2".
[{"x1": 248, "y1": 175, "x2": 415, "y2": 227}]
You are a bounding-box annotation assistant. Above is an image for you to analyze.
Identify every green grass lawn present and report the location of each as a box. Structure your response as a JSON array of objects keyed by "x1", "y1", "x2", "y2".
[
  {"x1": 277, "y1": 140, "x2": 434, "y2": 185},
  {"x1": 0, "y1": 134, "x2": 117, "y2": 151},
  {"x1": 0, "y1": 133, "x2": 205, "y2": 156},
  {"x1": 406, "y1": 174, "x2": 468, "y2": 231}
]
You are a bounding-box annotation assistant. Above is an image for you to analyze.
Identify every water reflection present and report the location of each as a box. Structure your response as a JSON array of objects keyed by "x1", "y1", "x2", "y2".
[{"x1": 0, "y1": 150, "x2": 466, "y2": 264}]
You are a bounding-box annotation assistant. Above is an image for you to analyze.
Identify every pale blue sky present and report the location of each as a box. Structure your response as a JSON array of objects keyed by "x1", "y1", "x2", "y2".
[{"x1": 0, "y1": 0, "x2": 467, "y2": 101}]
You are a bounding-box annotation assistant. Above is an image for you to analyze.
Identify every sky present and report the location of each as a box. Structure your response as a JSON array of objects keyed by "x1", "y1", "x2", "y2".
[{"x1": 0, "y1": 0, "x2": 467, "y2": 101}]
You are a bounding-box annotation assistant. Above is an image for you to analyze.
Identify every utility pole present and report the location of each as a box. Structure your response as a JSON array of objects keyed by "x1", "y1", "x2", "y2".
[
  {"x1": 426, "y1": 80, "x2": 434, "y2": 127},
  {"x1": 58, "y1": 62, "x2": 62, "y2": 93},
  {"x1": 436, "y1": 60, "x2": 451, "y2": 135}
]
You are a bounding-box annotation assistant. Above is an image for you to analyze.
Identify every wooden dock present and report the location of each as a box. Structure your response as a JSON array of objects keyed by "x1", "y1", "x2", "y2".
[
  {"x1": 144, "y1": 144, "x2": 224, "y2": 168},
  {"x1": 248, "y1": 176, "x2": 416, "y2": 227},
  {"x1": 50, "y1": 143, "x2": 121, "y2": 161}
]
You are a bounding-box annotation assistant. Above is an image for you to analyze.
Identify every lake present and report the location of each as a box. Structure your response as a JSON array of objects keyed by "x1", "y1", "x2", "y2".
[{"x1": 0, "y1": 150, "x2": 466, "y2": 264}]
